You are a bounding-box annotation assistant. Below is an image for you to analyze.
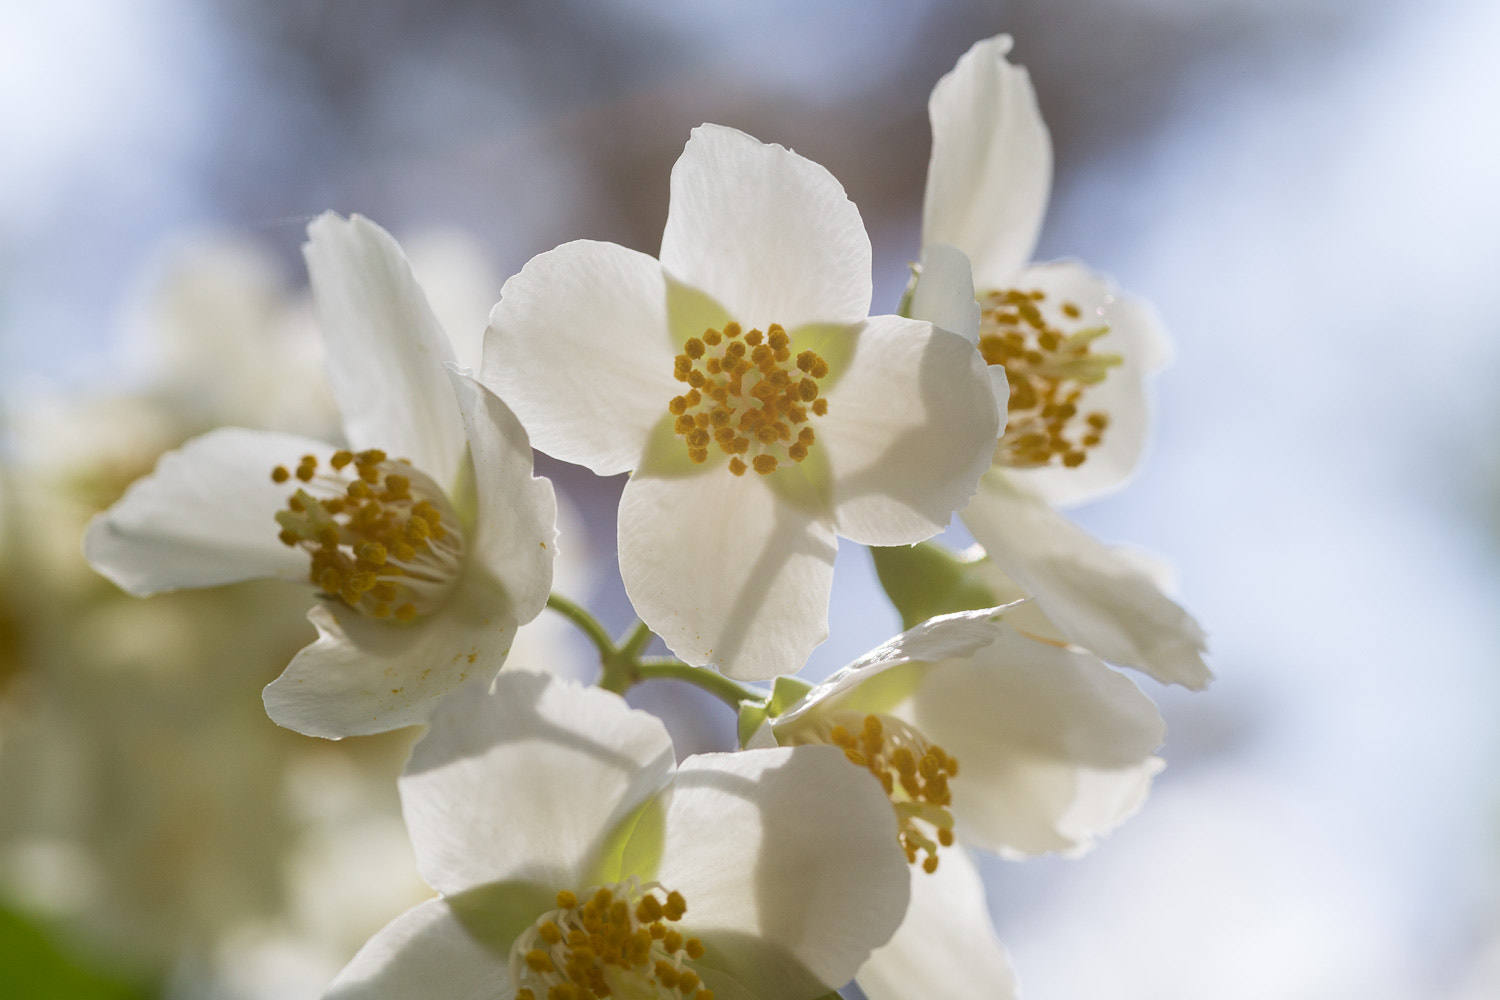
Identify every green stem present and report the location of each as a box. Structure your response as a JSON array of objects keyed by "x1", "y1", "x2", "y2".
[
  {"x1": 635, "y1": 660, "x2": 763, "y2": 709},
  {"x1": 617, "y1": 619, "x2": 655, "y2": 661},
  {"x1": 545, "y1": 593, "x2": 615, "y2": 660}
]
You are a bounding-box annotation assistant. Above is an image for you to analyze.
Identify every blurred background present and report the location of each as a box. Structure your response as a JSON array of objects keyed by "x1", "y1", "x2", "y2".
[{"x1": 3, "y1": 0, "x2": 1499, "y2": 998}]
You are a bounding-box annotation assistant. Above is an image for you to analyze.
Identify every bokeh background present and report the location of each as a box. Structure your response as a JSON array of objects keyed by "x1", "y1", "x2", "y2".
[{"x1": 3, "y1": 0, "x2": 1500, "y2": 998}]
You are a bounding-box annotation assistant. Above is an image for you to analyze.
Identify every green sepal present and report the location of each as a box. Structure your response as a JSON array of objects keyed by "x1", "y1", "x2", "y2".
[
  {"x1": 871, "y1": 541, "x2": 1002, "y2": 630},
  {"x1": 767, "y1": 675, "x2": 813, "y2": 716},
  {"x1": 736, "y1": 698, "x2": 770, "y2": 749}
]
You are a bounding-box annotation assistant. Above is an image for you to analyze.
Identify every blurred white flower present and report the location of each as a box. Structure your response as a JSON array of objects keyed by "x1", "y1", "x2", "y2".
[
  {"x1": 485, "y1": 123, "x2": 997, "y2": 682},
  {"x1": 84, "y1": 213, "x2": 558, "y2": 738},
  {"x1": 328, "y1": 669, "x2": 911, "y2": 1000},
  {"x1": 909, "y1": 35, "x2": 1210, "y2": 689}
]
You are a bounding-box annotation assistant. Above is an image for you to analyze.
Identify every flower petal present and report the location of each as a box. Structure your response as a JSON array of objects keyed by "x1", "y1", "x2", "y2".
[
  {"x1": 905, "y1": 243, "x2": 981, "y2": 344},
  {"x1": 777, "y1": 608, "x2": 1015, "y2": 728},
  {"x1": 262, "y1": 568, "x2": 519, "y2": 739},
  {"x1": 820, "y1": 316, "x2": 998, "y2": 546},
  {"x1": 326, "y1": 898, "x2": 515, "y2": 1000},
  {"x1": 450, "y1": 370, "x2": 558, "y2": 626},
  {"x1": 398, "y1": 671, "x2": 675, "y2": 896},
  {"x1": 648, "y1": 746, "x2": 910, "y2": 997},
  {"x1": 922, "y1": 34, "x2": 1051, "y2": 288},
  {"x1": 856, "y1": 850, "x2": 1016, "y2": 1000},
  {"x1": 964, "y1": 472, "x2": 1212, "y2": 689},
  {"x1": 481, "y1": 240, "x2": 678, "y2": 476},
  {"x1": 660, "y1": 124, "x2": 872, "y2": 330},
  {"x1": 83, "y1": 426, "x2": 333, "y2": 595},
  {"x1": 912, "y1": 622, "x2": 1166, "y2": 856},
  {"x1": 618, "y1": 469, "x2": 836, "y2": 680},
  {"x1": 304, "y1": 213, "x2": 467, "y2": 488},
  {"x1": 1002, "y1": 260, "x2": 1171, "y2": 506}
]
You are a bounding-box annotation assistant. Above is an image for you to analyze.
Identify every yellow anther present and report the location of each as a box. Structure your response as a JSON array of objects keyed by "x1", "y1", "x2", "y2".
[
  {"x1": 330, "y1": 450, "x2": 353, "y2": 469},
  {"x1": 684, "y1": 939, "x2": 705, "y2": 960},
  {"x1": 271, "y1": 466, "x2": 290, "y2": 483},
  {"x1": 979, "y1": 288, "x2": 1121, "y2": 470},
  {"x1": 792, "y1": 712, "x2": 960, "y2": 875},
  {"x1": 668, "y1": 323, "x2": 829, "y2": 476}
]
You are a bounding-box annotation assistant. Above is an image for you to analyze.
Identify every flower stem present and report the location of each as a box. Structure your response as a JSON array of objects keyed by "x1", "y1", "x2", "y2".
[
  {"x1": 544, "y1": 592, "x2": 615, "y2": 660},
  {"x1": 635, "y1": 659, "x2": 762, "y2": 709}
]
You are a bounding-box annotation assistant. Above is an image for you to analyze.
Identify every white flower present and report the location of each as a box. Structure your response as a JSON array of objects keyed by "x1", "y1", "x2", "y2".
[
  {"x1": 83, "y1": 213, "x2": 558, "y2": 737},
  {"x1": 327, "y1": 669, "x2": 911, "y2": 1000},
  {"x1": 913, "y1": 35, "x2": 1210, "y2": 689},
  {"x1": 761, "y1": 607, "x2": 1165, "y2": 1000},
  {"x1": 483, "y1": 124, "x2": 999, "y2": 682}
]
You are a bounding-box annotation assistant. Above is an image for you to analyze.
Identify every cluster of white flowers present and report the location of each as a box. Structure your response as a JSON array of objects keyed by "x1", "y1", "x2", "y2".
[{"x1": 81, "y1": 34, "x2": 1208, "y2": 1000}]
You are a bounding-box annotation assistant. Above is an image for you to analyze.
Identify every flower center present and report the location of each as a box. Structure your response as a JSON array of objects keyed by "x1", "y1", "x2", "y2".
[
  {"x1": 978, "y1": 288, "x2": 1122, "y2": 470},
  {"x1": 271, "y1": 449, "x2": 464, "y2": 622},
  {"x1": 512, "y1": 879, "x2": 713, "y2": 1000},
  {"x1": 669, "y1": 322, "x2": 829, "y2": 477},
  {"x1": 796, "y1": 712, "x2": 959, "y2": 874}
]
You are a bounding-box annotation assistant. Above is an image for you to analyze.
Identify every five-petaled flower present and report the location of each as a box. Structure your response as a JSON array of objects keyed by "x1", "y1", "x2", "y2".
[
  {"x1": 84, "y1": 213, "x2": 558, "y2": 737},
  {"x1": 323, "y1": 669, "x2": 911, "y2": 1000},
  {"x1": 483, "y1": 124, "x2": 999, "y2": 682},
  {"x1": 909, "y1": 35, "x2": 1212, "y2": 689},
  {"x1": 754, "y1": 607, "x2": 1165, "y2": 1000}
]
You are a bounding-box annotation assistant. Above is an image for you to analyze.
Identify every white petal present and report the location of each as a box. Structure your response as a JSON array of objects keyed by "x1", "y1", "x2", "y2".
[
  {"x1": 649, "y1": 746, "x2": 910, "y2": 997},
  {"x1": 326, "y1": 898, "x2": 515, "y2": 1000},
  {"x1": 481, "y1": 240, "x2": 678, "y2": 476},
  {"x1": 660, "y1": 124, "x2": 872, "y2": 331},
  {"x1": 1002, "y1": 260, "x2": 1171, "y2": 506},
  {"x1": 83, "y1": 426, "x2": 333, "y2": 595},
  {"x1": 922, "y1": 34, "x2": 1051, "y2": 288},
  {"x1": 618, "y1": 469, "x2": 836, "y2": 681},
  {"x1": 450, "y1": 370, "x2": 557, "y2": 626},
  {"x1": 399, "y1": 671, "x2": 675, "y2": 896},
  {"x1": 263, "y1": 568, "x2": 519, "y2": 739},
  {"x1": 304, "y1": 213, "x2": 467, "y2": 487},
  {"x1": 820, "y1": 317, "x2": 998, "y2": 546},
  {"x1": 906, "y1": 243, "x2": 981, "y2": 344},
  {"x1": 857, "y1": 850, "x2": 1016, "y2": 1000},
  {"x1": 964, "y1": 473, "x2": 1212, "y2": 689},
  {"x1": 777, "y1": 608, "x2": 1015, "y2": 729},
  {"x1": 912, "y1": 623, "x2": 1166, "y2": 856}
]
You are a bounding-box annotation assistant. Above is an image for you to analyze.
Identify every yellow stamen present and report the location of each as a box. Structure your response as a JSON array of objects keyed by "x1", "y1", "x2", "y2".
[
  {"x1": 792, "y1": 711, "x2": 960, "y2": 874},
  {"x1": 668, "y1": 323, "x2": 829, "y2": 474},
  {"x1": 978, "y1": 288, "x2": 1121, "y2": 470},
  {"x1": 511, "y1": 879, "x2": 709, "y2": 1000}
]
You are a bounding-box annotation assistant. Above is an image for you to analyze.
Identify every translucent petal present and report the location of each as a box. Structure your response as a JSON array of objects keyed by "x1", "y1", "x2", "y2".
[
  {"x1": 326, "y1": 898, "x2": 516, "y2": 1000},
  {"x1": 398, "y1": 671, "x2": 675, "y2": 896},
  {"x1": 450, "y1": 370, "x2": 557, "y2": 626},
  {"x1": 660, "y1": 124, "x2": 872, "y2": 331},
  {"x1": 922, "y1": 34, "x2": 1051, "y2": 289},
  {"x1": 304, "y1": 213, "x2": 467, "y2": 488},
  {"x1": 906, "y1": 242, "x2": 981, "y2": 344},
  {"x1": 617, "y1": 469, "x2": 836, "y2": 681},
  {"x1": 83, "y1": 426, "x2": 333, "y2": 595},
  {"x1": 262, "y1": 569, "x2": 519, "y2": 739},
  {"x1": 911, "y1": 623, "x2": 1166, "y2": 856},
  {"x1": 482, "y1": 240, "x2": 677, "y2": 476},
  {"x1": 856, "y1": 850, "x2": 1016, "y2": 1000},
  {"x1": 964, "y1": 473, "x2": 1212, "y2": 689},
  {"x1": 820, "y1": 317, "x2": 998, "y2": 546},
  {"x1": 649, "y1": 746, "x2": 910, "y2": 996},
  {"x1": 1001, "y1": 260, "x2": 1171, "y2": 506}
]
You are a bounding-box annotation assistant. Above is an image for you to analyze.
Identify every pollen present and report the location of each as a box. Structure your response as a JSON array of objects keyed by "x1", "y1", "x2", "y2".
[
  {"x1": 978, "y1": 288, "x2": 1122, "y2": 470},
  {"x1": 669, "y1": 322, "x2": 829, "y2": 475},
  {"x1": 794, "y1": 712, "x2": 959, "y2": 874},
  {"x1": 511, "y1": 879, "x2": 713, "y2": 1000},
  {"x1": 270, "y1": 449, "x2": 464, "y2": 622}
]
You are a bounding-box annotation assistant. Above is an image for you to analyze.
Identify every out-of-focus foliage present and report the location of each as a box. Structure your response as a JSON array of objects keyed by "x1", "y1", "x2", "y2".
[{"x1": 0, "y1": 906, "x2": 146, "y2": 1000}]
